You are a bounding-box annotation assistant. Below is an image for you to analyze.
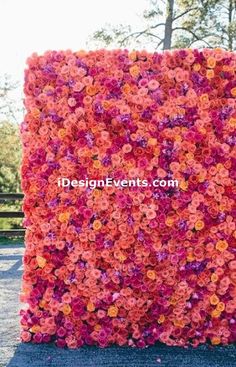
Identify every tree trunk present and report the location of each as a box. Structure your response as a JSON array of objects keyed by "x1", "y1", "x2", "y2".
[
  {"x1": 228, "y1": 0, "x2": 233, "y2": 50},
  {"x1": 163, "y1": 0, "x2": 174, "y2": 50}
]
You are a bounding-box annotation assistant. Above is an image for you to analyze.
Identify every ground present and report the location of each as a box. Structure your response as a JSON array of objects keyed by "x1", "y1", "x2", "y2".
[{"x1": 0, "y1": 241, "x2": 236, "y2": 367}]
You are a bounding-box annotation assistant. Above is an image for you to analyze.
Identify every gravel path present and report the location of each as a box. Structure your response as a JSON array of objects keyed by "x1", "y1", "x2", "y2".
[{"x1": 0, "y1": 242, "x2": 236, "y2": 367}]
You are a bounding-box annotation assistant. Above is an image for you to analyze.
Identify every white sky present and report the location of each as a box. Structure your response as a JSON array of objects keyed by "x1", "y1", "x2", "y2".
[{"x1": 0, "y1": 0, "x2": 149, "y2": 83}]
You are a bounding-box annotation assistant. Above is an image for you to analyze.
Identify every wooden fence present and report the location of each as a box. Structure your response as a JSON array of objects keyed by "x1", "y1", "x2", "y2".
[{"x1": 0, "y1": 193, "x2": 25, "y2": 237}]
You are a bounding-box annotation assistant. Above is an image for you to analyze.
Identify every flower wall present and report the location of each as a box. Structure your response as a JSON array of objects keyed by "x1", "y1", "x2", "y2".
[{"x1": 20, "y1": 48, "x2": 236, "y2": 348}]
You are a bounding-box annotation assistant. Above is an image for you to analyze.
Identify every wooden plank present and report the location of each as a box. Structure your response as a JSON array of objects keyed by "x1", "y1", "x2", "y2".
[
  {"x1": 0, "y1": 193, "x2": 24, "y2": 200},
  {"x1": 0, "y1": 229, "x2": 25, "y2": 237},
  {"x1": 0, "y1": 212, "x2": 24, "y2": 218}
]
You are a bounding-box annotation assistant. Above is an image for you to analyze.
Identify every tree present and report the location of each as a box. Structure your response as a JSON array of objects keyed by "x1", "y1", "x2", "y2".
[
  {"x1": 0, "y1": 75, "x2": 22, "y2": 122},
  {"x1": 89, "y1": 0, "x2": 236, "y2": 50},
  {"x1": 0, "y1": 75, "x2": 22, "y2": 193},
  {"x1": 0, "y1": 120, "x2": 21, "y2": 193},
  {"x1": 0, "y1": 119, "x2": 22, "y2": 230},
  {"x1": 0, "y1": 76, "x2": 23, "y2": 229},
  {"x1": 174, "y1": 0, "x2": 236, "y2": 50},
  {"x1": 203, "y1": 0, "x2": 236, "y2": 51}
]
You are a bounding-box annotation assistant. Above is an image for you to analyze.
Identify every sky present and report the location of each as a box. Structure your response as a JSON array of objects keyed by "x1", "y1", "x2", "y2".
[{"x1": 0, "y1": 0, "x2": 150, "y2": 83}]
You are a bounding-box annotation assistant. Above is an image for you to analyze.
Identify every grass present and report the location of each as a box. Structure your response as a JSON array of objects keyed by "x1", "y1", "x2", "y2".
[{"x1": 0, "y1": 236, "x2": 24, "y2": 245}]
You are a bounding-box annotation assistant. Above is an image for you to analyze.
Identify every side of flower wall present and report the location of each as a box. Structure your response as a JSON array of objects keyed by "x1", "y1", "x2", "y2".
[{"x1": 20, "y1": 48, "x2": 236, "y2": 348}]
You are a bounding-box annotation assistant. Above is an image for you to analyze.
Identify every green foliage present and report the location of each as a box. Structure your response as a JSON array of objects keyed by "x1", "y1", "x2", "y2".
[
  {"x1": 0, "y1": 217, "x2": 22, "y2": 230},
  {"x1": 91, "y1": 24, "x2": 132, "y2": 48},
  {"x1": 0, "y1": 120, "x2": 22, "y2": 230},
  {"x1": 90, "y1": 0, "x2": 236, "y2": 51},
  {"x1": 0, "y1": 120, "x2": 21, "y2": 193},
  {"x1": 174, "y1": 0, "x2": 236, "y2": 50},
  {"x1": 0, "y1": 75, "x2": 22, "y2": 122},
  {"x1": 0, "y1": 75, "x2": 23, "y2": 231},
  {"x1": 0, "y1": 235, "x2": 24, "y2": 245}
]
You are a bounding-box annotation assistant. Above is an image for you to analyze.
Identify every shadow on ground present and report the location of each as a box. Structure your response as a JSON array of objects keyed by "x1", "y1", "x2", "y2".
[
  {"x1": 1, "y1": 242, "x2": 236, "y2": 367},
  {"x1": 5, "y1": 342, "x2": 236, "y2": 367}
]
